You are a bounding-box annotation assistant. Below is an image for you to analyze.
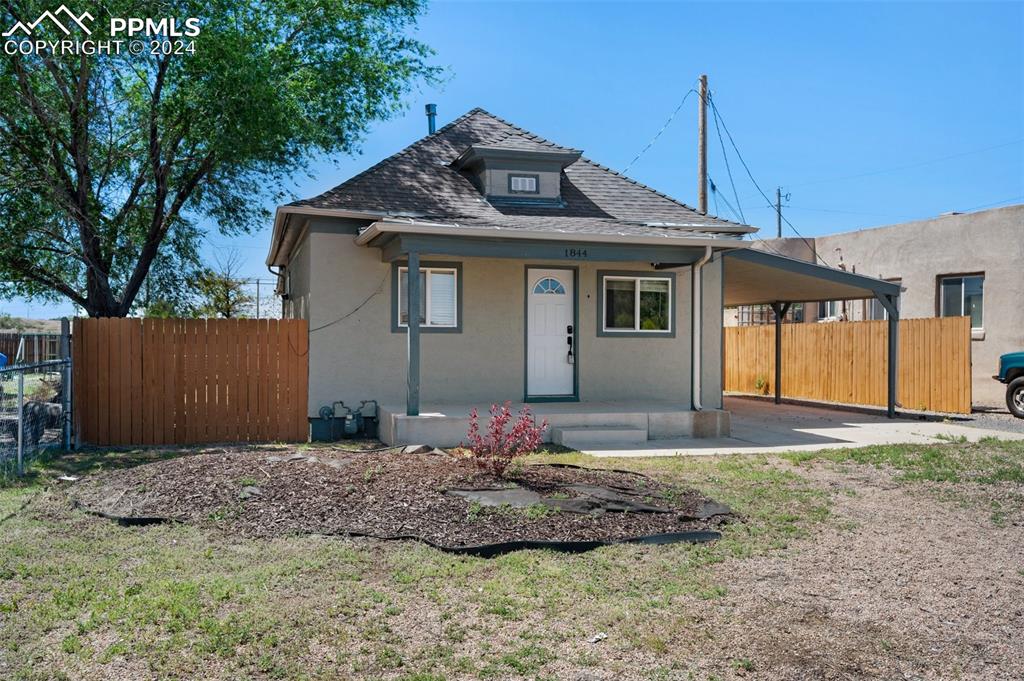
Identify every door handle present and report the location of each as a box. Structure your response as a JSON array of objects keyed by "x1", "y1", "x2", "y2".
[{"x1": 566, "y1": 328, "x2": 574, "y2": 364}]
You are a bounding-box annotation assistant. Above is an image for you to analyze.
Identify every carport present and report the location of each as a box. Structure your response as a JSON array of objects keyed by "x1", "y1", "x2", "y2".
[{"x1": 722, "y1": 248, "x2": 903, "y2": 417}]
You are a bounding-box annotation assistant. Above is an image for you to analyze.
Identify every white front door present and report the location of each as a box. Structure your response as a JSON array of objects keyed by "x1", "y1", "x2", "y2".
[{"x1": 527, "y1": 268, "x2": 575, "y2": 397}]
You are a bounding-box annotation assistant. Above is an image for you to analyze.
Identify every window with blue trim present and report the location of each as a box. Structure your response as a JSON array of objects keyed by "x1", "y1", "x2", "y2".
[
  {"x1": 603, "y1": 276, "x2": 671, "y2": 332},
  {"x1": 532, "y1": 277, "x2": 566, "y2": 295}
]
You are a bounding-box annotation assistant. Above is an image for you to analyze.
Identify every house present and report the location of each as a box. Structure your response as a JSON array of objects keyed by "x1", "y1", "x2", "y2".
[
  {"x1": 727, "y1": 204, "x2": 1024, "y2": 407},
  {"x1": 266, "y1": 107, "x2": 902, "y2": 445}
]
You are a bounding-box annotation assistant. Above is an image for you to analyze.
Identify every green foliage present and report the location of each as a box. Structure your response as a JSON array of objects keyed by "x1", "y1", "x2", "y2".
[
  {"x1": 192, "y1": 250, "x2": 254, "y2": 318},
  {"x1": 0, "y1": 0, "x2": 438, "y2": 316}
]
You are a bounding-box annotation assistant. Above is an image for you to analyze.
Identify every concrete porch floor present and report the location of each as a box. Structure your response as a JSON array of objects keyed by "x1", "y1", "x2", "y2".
[
  {"x1": 579, "y1": 396, "x2": 1024, "y2": 457},
  {"x1": 377, "y1": 400, "x2": 729, "y2": 447}
]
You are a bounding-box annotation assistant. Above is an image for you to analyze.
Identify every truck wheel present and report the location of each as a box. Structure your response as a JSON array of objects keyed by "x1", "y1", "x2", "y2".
[{"x1": 1008, "y1": 377, "x2": 1024, "y2": 419}]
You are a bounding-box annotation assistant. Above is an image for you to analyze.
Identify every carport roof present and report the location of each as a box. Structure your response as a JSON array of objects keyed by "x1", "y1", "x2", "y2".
[{"x1": 723, "y1": 248, "x2": 901, "y2": 306}]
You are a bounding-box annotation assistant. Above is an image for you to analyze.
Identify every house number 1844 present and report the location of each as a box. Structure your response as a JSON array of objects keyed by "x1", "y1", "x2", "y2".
[{"x1": 564, "y1": 248, "x2": 588, "y2": 259}]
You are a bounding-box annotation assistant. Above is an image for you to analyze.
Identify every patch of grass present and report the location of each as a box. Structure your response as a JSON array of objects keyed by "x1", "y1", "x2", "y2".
[
  {"x1": 782, "y1": 439, "x2": 1024, "y2": 486},
  {"x1": 521, "y1": 502, "x2": 557, "y2": 520},
  {"x1": 0, "y1": 446, "x2": 838, "y2": 678},
  {"x1": 481, "y1": 643, "x2": 554, "y2": 676},
  {"x1": 732, "y1": 657, "x2": 756, "y2": 672}
]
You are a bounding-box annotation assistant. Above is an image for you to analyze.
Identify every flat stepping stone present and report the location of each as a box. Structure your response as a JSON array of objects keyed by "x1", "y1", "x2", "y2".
[
  {"x1": 446, "y1": 487, "x2": 542, "y2": 508},
  {"x1": 239, "y1": 486, "x2": 262, "y2": 500},
  {"x1": 688, "y1": 500, "x2": 732, "y2": 519},
  {"x1": 560, "y1": 484, "x2": 673, "y2": 513}
]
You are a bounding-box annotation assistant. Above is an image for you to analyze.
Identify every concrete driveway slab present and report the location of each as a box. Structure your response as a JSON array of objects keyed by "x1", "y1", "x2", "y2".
[{"x1": 582, "y1": 397, "x2": 1024, "y2": 457}]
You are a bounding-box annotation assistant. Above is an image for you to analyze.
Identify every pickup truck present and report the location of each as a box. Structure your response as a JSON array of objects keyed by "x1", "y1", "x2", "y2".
[{"x1": 995, "y1": 351, "x2": 1024, "y2": 418}]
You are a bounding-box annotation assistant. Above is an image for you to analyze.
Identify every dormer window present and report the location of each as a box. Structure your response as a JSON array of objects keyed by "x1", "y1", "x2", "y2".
[
  {"x1": 450, "y1": 143, "x2": 582, "y2": 205},
  {"x1": 509, "y1": 174, "x2": 539, "y2": 194}
]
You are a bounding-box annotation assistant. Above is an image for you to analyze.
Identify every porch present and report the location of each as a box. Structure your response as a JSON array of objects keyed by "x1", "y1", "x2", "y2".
[{"x1": 378, "y1": 400, "x2": 729, "y2": 448}]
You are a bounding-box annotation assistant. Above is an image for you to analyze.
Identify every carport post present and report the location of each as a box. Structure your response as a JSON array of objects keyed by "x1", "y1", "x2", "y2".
[
  {"x1": 406, "y1": 251, "x2": 421, "y2": 416},
  {"x1": 769, "y1": 302, "x2": 790, "y2": 405},
  {"x1": 876, "y1": 293, "x2": 900, "y2": 419}
]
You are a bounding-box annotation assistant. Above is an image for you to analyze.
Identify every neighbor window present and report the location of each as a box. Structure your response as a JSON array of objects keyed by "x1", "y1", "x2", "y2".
[
  {"x1": 398, "y1": 266, "x2": 458, "y2": 328},
  {"x1": 736, "y1": 303, "x2": 804, "y2": 326},
  {"x1": 867, "y1": 279, "x2": 902, "y2": 320},
  {"x1": 818, "y1": 300, "x2": 841, "y2": 321},
  {"x1": 601, "y1": 275, "x2": 672, "y2": 333},
  {"x1": 939, "y1": 274, "x2": 984, "y2": 329},
  {"x1": 508, "y1": 174, "x2": 539, "y2": 193}
]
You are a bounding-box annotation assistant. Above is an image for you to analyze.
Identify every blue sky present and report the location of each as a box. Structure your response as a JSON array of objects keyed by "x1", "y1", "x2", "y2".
[{"x1": 7, "y1": 0, "x2": 1022, "y2": 319}]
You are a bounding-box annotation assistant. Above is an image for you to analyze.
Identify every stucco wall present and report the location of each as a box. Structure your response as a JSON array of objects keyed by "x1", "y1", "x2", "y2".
[
  {"x1": 283, "y1": 218, "x2": 724, "y2": 416},
  {"x1": 749, "y1": 206, "x2": 1024, "y2": 406}
]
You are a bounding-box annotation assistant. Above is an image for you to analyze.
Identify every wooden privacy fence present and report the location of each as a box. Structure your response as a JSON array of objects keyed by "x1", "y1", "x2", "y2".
[
  {"x1": 724, "y1": 316, "x2": 971, "y2": 414},
  {"x1": 0, "y1": 332, "x2": 61, "y2": 363},
  {"x1": 73, "y1": 318, "x2": 308, "y2": 446}
]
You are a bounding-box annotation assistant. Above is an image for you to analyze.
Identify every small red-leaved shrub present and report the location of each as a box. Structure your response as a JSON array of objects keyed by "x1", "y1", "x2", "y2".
[{"x1": 464, "y1": 401, "x2": 548, "y2": 477}]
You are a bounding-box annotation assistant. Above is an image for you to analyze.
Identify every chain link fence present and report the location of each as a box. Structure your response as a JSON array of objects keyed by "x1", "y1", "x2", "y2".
[{"x1": 0, "y1": 359, "x2": 70, "y2": 477}]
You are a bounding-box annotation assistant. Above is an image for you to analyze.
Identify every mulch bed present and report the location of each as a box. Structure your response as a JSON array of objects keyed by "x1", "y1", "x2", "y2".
[{"x1": 67, "y1": 447, "x2": 733, "y2": 550}]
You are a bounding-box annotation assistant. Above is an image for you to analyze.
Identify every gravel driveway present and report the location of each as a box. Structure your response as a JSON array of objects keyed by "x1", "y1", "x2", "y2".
[
  {"x1": 695, "y1": 461, "x2": 1024, "y2": 680},
  {"x1": 958, "y1": 409, "x2": 1024, "y2": 435}
]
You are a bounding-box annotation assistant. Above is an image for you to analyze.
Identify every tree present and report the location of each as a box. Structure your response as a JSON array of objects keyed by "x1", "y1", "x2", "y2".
[
  {"x1": 194, "y1": 250, "x2": 254, "y2": 319},
  {"x1": 0, "y1": 0, "x2": 437, "y2": 317}
]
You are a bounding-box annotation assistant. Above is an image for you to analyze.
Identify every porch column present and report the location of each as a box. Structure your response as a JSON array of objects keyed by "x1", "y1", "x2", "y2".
[
  {"x1": 769, "y1": 302, "x2": 790, "y2": 405},
  {"x1": 406, "y1": 251, "x2": 421, "y2": 416},
  {"x1": 876, "y1": 292, "x2": 900, "y2": 419}
]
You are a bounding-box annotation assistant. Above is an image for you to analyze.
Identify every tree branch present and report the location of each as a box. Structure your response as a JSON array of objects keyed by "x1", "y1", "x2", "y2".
[{"x1": 5, "y1": 256, "x2": 88, "y2": 308}]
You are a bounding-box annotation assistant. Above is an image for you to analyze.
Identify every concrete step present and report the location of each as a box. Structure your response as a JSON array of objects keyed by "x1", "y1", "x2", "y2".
[{"x1": 551, "y1": 426, "x2": 648, "y2": 449}]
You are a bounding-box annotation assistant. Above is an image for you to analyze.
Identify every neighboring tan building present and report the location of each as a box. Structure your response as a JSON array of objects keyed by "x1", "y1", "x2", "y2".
[{"x1": 727, "y1": 204, "x2": 1024, "y2": 407}]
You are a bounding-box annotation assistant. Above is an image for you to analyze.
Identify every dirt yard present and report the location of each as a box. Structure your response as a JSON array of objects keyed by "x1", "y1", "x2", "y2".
[{"x1": 1, "y1": 439, "x2": 1022, "y2": 680}]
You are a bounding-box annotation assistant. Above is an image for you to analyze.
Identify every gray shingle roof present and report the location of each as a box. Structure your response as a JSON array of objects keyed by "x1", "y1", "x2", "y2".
[{"x1": 291, "y1": 108, "x2": 753, "y2": 237}]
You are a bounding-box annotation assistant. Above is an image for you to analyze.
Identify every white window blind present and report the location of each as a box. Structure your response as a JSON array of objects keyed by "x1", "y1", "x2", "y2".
[
  {"x1": 428, "y1": 270, "x2": 456, "y2": 326},
  {"x1": 399, "y1": 266, "x2": 457, "y2": 328}
]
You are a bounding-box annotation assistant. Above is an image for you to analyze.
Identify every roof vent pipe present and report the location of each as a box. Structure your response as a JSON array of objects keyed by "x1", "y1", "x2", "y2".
[{"x1": 425, "y1": 103, "x2": 437, "y2": 134}]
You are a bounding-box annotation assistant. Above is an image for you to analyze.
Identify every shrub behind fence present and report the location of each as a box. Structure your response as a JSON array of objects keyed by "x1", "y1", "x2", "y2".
[{"x1": 0, "y1": 360, "x2": 71, "y2": 476}]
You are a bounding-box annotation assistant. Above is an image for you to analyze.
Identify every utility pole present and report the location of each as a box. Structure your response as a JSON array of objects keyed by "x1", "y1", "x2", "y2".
[
  {"x1": 775, "y1": 187, "x2": 790, "y2": 238},
  {"x1": 697, "y1": 74, "x2": 708, "y2": 214},
  {"x1": 776, "y1": 187, "x2": 782, "y2": 238}
]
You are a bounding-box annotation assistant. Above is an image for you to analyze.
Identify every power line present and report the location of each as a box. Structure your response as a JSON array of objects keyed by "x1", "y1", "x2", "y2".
[
  {"x1": 708, "y1": 176, "x2": 743, "y2": 223},
  {"x1": 622, "y1": 85, "x2": 698, "y2": 174},
  {"x1": 782, "y1": 205, "x2": 917, "y2": 219},
  {"x1": 958, "y1": 195, "x2": 1024, "y2": 213},
  {"x1": 787, "y1": 138, "x2": 1024, "y2": 189},
  {"x1": 707, "y1": 93, "x2": 831, "y2": 268},
  {"x1": 745, "y1": 231, "x2": 787, "y2": 259},
  {"x1": 710, "y1": 96, "x2": 745, "y2": 223}
]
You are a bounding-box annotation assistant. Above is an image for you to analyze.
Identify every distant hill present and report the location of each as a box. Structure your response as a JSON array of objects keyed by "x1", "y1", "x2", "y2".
[{"x1": 0, "y1": 316, "x2": 62, "y2": 334}]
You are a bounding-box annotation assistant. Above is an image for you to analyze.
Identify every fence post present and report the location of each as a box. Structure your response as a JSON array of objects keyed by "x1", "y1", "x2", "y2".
[
  {"x1": 60, "y1": 318, "x2": 72, "y2": 450},
  {"x1": 16, "y1": 370, "x2": 24, "y2": 476}
]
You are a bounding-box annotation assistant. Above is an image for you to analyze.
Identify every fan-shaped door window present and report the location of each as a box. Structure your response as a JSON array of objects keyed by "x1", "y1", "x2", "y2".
[{"x1": 533, "y1": 277, "x2": 566, "y2": 295}]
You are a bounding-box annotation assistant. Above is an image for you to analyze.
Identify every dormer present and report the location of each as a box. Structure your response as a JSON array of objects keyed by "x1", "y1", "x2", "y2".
[{"x1": 451, "y1": 144, "x2": 582, "y2": 206}]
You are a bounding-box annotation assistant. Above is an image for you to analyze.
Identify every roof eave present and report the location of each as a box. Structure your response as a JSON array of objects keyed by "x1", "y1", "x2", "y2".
[
  {"x1": 355, "y1": 220, "x2": 753, "y2": 250},
  {"x1": 265, "y1": 205, "x2": 388, "y2": 266}
]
